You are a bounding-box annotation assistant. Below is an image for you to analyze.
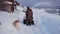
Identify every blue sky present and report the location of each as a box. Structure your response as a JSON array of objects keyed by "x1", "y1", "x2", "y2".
[{"x1": 16, "y1": 0, "x2": 59, "y2": 7}]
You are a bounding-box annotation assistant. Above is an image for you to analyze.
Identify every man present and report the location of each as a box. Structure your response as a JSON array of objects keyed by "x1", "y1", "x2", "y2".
[{"x1": 23, "y1": 7, "x2": 34, "y2": 25}]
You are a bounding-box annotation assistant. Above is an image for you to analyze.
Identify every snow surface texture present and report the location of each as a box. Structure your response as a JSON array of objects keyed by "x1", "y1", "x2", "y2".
[{"x1": 0, "y1": 6, "x2": 60, "y2": 34}]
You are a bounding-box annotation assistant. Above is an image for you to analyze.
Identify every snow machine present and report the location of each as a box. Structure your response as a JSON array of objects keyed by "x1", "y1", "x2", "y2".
[{"x1": 23, "y1": 19, "x2": 34, "y2": 26}]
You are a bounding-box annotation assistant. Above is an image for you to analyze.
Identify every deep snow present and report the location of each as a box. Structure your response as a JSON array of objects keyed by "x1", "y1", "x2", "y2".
[{"x1": 0, "y1": 6, "x2": 60, "y2": 34}]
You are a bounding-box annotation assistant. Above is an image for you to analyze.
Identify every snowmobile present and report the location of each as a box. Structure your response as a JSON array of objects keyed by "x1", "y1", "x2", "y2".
[{"x1": 23, "y1": 19, "x2": 34, "y2": 26}]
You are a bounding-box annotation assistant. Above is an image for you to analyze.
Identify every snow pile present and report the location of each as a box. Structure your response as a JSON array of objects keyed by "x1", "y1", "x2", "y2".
[
  {"x1": 0, "y1": 11, "x2": 19, "y2": 34},
  {"x1": 32, "y1": 8, "x2": 60, "y2": 34},
  {"x1": 41, "y1": 12, "x2": 60, "y2": 34},
  {"x1": 16, "y1": 6, "x2": 23, "y2": 11}
]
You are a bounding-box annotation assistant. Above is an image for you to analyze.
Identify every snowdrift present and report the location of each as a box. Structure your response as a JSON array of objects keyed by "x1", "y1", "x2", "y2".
[
  {"x1": 0, "y1": 11, "x2": 19, "y2": 34},
  {"x1": 32, "y1": 8, "x2": 60, "y2": 34},
  {"x1": 41, "y1": 10, "x2": 60, "y2": 34}
]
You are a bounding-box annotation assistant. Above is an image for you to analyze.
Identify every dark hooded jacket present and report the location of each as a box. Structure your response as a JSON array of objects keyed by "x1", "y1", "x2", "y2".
[{"x1": 26, "y1": 7, "x2": 33, "y2": 21}]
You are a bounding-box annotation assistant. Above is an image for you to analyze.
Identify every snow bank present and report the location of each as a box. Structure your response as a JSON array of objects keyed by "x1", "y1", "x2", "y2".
[
  {"x1": 13, "y1": 10, "x2": 25, "y2": 22},
  {"x1": 0, "y1": 11, "x2": 19, "y2": 34},
  {"x1": 32, "y1": 8, "x2": 60, "y2": 34},
  {"x1": 16, "y1": 6, "x2": 27, "y2": 12},
  {"x1": 41, "y1": 10, "x2": 60, "y2": 34}
]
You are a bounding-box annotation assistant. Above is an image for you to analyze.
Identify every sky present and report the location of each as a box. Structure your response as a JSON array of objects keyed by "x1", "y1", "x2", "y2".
[{"x1": 16, "y1": 0, "x2": 59, "y2": 7}]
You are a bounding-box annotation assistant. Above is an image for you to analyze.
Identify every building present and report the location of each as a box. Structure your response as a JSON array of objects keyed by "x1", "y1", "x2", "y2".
[{"x1": 0, "y1": 0, "x2": 14, "y2": 13}]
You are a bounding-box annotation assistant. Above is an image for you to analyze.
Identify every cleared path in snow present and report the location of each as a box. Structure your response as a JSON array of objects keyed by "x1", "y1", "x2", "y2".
[{"x1": 13, "y1": 9, "x2": 49, "y2": 34}]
